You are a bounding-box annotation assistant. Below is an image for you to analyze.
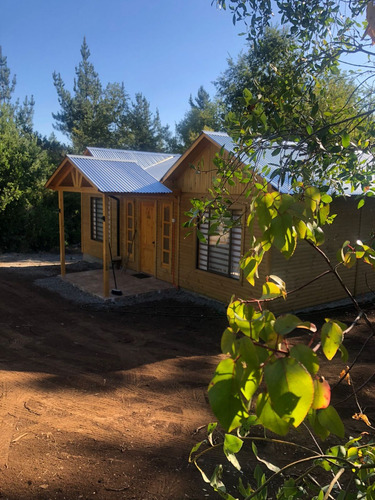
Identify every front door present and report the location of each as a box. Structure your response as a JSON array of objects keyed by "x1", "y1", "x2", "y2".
[{"x1": 140, "y1": 201, "x2": 156, "y2": 275}]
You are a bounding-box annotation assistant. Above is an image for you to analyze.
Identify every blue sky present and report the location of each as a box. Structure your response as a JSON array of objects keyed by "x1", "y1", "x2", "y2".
[{"x1": 1, "y1": 0, "x2": 247, "y2": 143}]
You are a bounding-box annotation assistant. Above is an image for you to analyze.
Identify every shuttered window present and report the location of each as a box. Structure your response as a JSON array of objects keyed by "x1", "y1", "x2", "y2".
[
  {"x1": 91, "y1": 197, "x2": 103, "y2": 242},
  {"x1": 198, "y1": 210, "x2": 242, "y2": 279}
]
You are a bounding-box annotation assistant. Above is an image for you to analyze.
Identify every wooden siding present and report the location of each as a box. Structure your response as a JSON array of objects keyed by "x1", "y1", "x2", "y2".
[
  {"x1": 81, "y1": 193, "x2": 176, "y2": 283},
  {"x1": 165, "y1": 138, "x2": 249, "y2": 197},
  {"x1": 170, "y1": 138, "x2": 375, "y2": 312},
  {"x1": 177, "y1": 194, "x2": 265, "y2": 305},
  {"x1": 268, "y1": 198, "x2": 375, "y2": 313}
]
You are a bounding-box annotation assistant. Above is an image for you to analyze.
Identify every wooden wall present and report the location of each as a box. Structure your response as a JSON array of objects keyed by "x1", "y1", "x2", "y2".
[
  {"x1": 265, "y1": 197, "x2": 375, "y2": 313},
  {"x1": 167, "y1": 136, "x2": 375, "y2": 312},
  {"x1": 81, "y1": 193, "x2": 177, "y2": 284},
  {"x1": 79, "y1": 135, "x2": 375, "y2": 313}
]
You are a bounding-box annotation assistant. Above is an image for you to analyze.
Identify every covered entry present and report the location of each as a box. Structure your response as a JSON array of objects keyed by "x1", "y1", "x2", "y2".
[{"x1": 45, "y1": 153, "x2": 174, "y2": 297}]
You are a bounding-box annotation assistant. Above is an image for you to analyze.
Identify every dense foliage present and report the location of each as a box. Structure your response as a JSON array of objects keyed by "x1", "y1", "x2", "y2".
[
  {"x1": 186, "y1": 1, "x2": 375, "y2": 498},
  {"x1": 0, "y1": 48, "x2": 75, "y2": 252}
]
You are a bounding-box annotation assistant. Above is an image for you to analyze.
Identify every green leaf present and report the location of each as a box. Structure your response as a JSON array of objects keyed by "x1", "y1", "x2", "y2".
[
  {"x1": 321, "y1": 319, "x2": 345, "y2": 360},
  {"x1": 341, "y1": 132, "x2": 350, "y2": 148},
  {"x1": 317, "y1": 406, "x2": 345, "y2": 438},
  {"x1": 223, "y1": 434, "x2": 243, "y2": 471},
  {"x1": 261, "y1": 281, "x2": 283, "y2": 299},
  {"x1": 339, "y1": 344, "x2": 349, "y2": 362},
  {"x1": 209, "y1": 464, "x2": 226, "y2": 493},
  {"x1": 305, "y1": 187, "x2": 321, "y2": 212},
  {"x1": 238, "y1": 337, "x2": 262, "y2": 400},
  {"x1": 357, "y1": 198, "x2": 365, "y2": 209},
  {"x1": 270, "y1": 214, "x2": 297, "y2": 258},
  {"x1": 227, "y1": 301, "x2": 264, "y2": 340},
  {"x1": 189, "y1": 440, "x2": 205, "y2": 462},
  {"x1": 308, "y1": 409, "x2": 330, "y2": 440},
  {"x1": 221, "y1": 327, "x2": 236, "y2": 355},
  {"x1": 290, "y1": 344, "x2": 319, "y2": 375},
  {"x1": 208, "y1": 358, "x2": 248, "y2": 432},
  {"x1": 274, "y1": 314, "x2": 317, "y2": 335},
  {"x1": 196, "y1": 229, "x2": 207, "y2": 243},
  {"x1": 256, "y1": 393, "x2": 290, "y2": 435},
  {"x1": 207, "y1": 422, "x2": 217, "y2": 446},
  {"x1": 265, "y1": 357, "x2": 314, "y2": 427}
]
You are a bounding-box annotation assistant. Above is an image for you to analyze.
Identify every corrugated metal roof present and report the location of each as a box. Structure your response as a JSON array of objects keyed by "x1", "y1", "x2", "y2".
[
  {"x1": 67, "y1": 155, "x2": 172, "y2": 194},
  {"x1": 203, "y1": 131, "x2": 296, "y2": 193},
  {"x1": 203, "y1": 131, "x2": 367, "y2": 195},
  {"x1": 86, "y1": 147, "x2": 180, "y2": 181}
]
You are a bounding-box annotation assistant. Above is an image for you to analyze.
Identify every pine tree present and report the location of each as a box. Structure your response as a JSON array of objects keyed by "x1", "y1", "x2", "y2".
[
  {"x1": 176, "y1": 86, "x2": 224, "y2": 149},
  {"x1": 127, "y1": 93, "x2": 172, "y2": 152},
  {"x1": 52, "y1": 38, "x2": 173, "y2": 153},
  {"x1": 0, "y1": 46, "x2": 16, "y2": 104}
]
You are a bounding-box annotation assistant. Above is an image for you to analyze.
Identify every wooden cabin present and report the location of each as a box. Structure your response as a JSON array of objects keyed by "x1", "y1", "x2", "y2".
[{"x1": 46, "y1": 132, "x2": 375, "y2": 312}]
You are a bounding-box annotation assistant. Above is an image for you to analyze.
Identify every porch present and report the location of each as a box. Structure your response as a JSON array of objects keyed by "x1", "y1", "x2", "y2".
[{"x1": 63, "y1": 267, "x2": 174, "y2": 300}]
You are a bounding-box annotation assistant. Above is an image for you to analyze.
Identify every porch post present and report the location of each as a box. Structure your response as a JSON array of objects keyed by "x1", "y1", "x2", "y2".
[
  {"x1": 58, "y1": 190, "x2": 66, "y2": 277},
  {"x1": 102, "y1": 194, "x2": 109, "y2": 297}
]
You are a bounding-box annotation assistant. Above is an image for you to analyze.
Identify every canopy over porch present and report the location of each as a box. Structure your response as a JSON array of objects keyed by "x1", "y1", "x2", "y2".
[{"x1": 45, "y1": 153, "x2": 175, "y2": 298}]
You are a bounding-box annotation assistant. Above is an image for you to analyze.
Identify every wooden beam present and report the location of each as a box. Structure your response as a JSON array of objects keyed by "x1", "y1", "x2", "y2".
[
  {"x1": 55, "y1": 187, "x2": 99, "y2": 193},
  {"x1": 58, "y1": 190, "x2": 66, "y2": 277},
  {"x1": 102, "y1": 194, "x2": 109, "y2": 298}
]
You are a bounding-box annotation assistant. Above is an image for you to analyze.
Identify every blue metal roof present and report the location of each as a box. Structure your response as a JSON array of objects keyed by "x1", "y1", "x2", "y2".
[
  {"x1": 86, "y1": 147, "x2": 180, "y2": 181},
  {"x1": 67, "y1": 155, "x2": 172, "y2": 194}
]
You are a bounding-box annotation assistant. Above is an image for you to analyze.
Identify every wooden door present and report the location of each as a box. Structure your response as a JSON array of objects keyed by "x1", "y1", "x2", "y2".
[{"x1": 140, "y1": 201, "x2": 156, "y2": 275}]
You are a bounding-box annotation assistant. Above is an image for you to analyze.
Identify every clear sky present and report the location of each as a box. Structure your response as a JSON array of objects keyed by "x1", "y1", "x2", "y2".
[{"x1": 1, "y1": 0, "x2": 247, "y2": 143}]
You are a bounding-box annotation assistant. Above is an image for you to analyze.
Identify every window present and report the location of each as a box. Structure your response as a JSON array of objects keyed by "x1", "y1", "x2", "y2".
[
  {"x1": 126, "y1": 201, "x2": 135, "y2": 260},
  {"x1": 91, "y1": 197, "x2": 103, "y2": 242},
  {"x1": 198, "y1": 210, "x2": 242, "y2": 279},
  {"x1": 162, "y1": 203, "x2": 172, "y2": 267}
]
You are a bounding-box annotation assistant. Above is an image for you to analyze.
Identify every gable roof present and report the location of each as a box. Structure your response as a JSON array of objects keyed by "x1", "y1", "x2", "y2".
[
  {"x1": 161, "y1": 130, "x2": 297, "y2": 193},
  {"x1": 66, "y1": 155, "x2": 172, "y2": 194},
  {"x1": 86, "y1": 147, "x2": 180, "y2": 181},
  {"x1": 163, "y1": 131, "x2": 367, "y2": 196}
]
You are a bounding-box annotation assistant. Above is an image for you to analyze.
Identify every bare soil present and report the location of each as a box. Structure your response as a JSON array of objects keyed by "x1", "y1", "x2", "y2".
[{"x1": 0, "y1": 255, "x2": 374, "y2": 500}]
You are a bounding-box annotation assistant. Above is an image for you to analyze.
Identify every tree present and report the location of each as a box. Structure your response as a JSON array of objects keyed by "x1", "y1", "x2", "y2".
[
  {"x1": 127, "y1": 93, "x2": 173, "y2": 152},
  {"x1": 0, "y1": 48, "x2": 67, "y2": 251},
  {"x1": 213, "y1": 0, "x2": 375, "y2": 191},
  {"x1": 53, "y1": 38, "x2": 131, "y2": 153},
  {"x1": 53, "y1": 38, "x2": 174, "y2": 153},
  {"x1": 176, "y1": 86, "x2": 224, "y2": 149},
  {"x1": 215, "y1": 27, "x2": 302, "y2": 114},
  {"x1": 185, "y1": 3, "x2": 375, "y2": 496},
  {"x1": 0, "y1": 46, "x2": 16, "y2": 104}
]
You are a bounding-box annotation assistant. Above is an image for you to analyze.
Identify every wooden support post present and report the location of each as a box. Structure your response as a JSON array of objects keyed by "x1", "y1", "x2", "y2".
[
  {"x1": 102, "y1": 194, "x2": 109, "y2": 298},
  {"x1": 58, "y1": 190, "x2": 66, "y2": 277}
]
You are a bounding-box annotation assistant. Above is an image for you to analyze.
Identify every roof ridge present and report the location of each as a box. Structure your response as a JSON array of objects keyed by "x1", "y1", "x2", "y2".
[
  {"x1": 68, "y1": 154, "x2": 139, "y2": 164},
  {"x1": 87, "y1": 147, "x2": 176, "y2": 157},
  {"x1": 143, "y1": 155, "x2": 178, "y2": 170}
]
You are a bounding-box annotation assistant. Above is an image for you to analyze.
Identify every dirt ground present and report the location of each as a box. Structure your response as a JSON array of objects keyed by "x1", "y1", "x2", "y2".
[{"x1": 0, "y1": 255, "x2": 374, "y2": 500}]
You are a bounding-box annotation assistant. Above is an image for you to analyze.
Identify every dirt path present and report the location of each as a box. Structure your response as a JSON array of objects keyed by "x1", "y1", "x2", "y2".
[
  {"x1": 0, "y1": 261, "x2": 226, "y2": 499},
  {"x1": 1, "y1": 258, "x2": 375, "y2": 499}
]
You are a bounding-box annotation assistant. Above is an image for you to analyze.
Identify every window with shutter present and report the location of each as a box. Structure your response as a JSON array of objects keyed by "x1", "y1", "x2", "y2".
[
  {"x1": 91, "y1": 197, "x2": 103, "y2": 242},
  {"x1": 198, "y1": 210, "x2": 242, "y2": 279}
]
